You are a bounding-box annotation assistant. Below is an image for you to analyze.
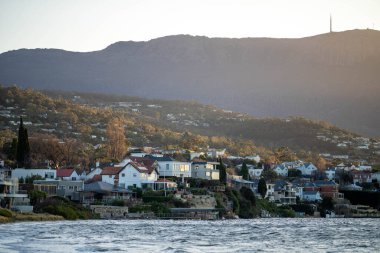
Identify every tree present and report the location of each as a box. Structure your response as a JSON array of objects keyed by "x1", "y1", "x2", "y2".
[
  {"x1": 261, "y1": 168, "x2": 278, "y2": 181},
  {"x1": 274, "y1": 147, "x2": 297, "y2": 163},
  {"x1": 106, "y1": 117, "x2": 127, "y2": 161},
  {"x1": 217, "y1": 158, "x2": 227, "y2": 185},
  {"x1": 240, "y1": 162, "x2": 249, "y2": 180},
  {"x1": 16, "y1": 117, "x2": 31, "y2": 168},
  {"x1": 258, "y1": 178, "x2": 267, "y2": 199},
  {"x1": 316, "y1": 157, "x2": 327, "y2": 171},
  {"x1": 288, "y1": 169, "x2": 302, "y2": 178}
]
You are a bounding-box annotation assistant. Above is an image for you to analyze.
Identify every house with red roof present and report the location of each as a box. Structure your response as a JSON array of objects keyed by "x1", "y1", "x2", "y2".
[
  {"x1": 56, "y1": 168, "x2": 80, "y2": 181},
  {"x1": 100, "y1": 167, "x2": 123, "y2": 186}
]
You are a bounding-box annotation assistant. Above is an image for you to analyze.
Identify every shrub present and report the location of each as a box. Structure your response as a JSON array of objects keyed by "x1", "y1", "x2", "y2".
[
  {"x1": 111, "y1": 199, "x2": 125, "y2": 206},
  {"x1": 0, "y1": 208, "x2": 12, "y2": 218},
  {"x1": 28, "y1": 190, "x2": 47, "y2": 205},
  {"x1": 150, "y1": 202, "x2": 170, "y2": 214}
]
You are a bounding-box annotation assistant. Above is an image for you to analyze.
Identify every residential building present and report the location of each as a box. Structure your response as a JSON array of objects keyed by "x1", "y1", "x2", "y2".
[
  {"x1": 351, "y1": 170, "x2": 372, "y2": 184},
  {"x1": 272, "y1": 181, "x2": 296, "y2": 205},
  {"x1": 302, "y1": 191, "x2": 322, "y2": 202},
  {"x1": 273, "y1": 165, "x2": 288, "y2": 177},
  {"x1": 0, "y1": 174, "x2": 31, "y2": 211},
  {"x1": 56, "y1": 168, "x2": 80, "y2": 181},
  {"x1": 314, "y1": 180, "x2": 344, "y2": 200},
  {"x1": 118, "y1": 162, "x2": 158, "y2": 189},
  {"x1": 11, "y1": 168, "x2": 56, "y2": 181},
  {"x1": 297, "y1": 163, "x2": 318, "y2": 176},
  {"x1": 148, "y1": 156, "x2": 191, "y2": 179},
  {"x1": 191, "y1": 159, "x2": 219, "y2": 180}
]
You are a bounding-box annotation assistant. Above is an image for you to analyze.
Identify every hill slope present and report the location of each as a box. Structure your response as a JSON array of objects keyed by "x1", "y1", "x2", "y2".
[{"x1": 0, "y1": 30, "x2": 379, "y2": 136}]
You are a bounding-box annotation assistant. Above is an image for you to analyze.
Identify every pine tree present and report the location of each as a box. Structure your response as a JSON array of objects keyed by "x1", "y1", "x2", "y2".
[
  {"x1": 241, "y1": 162, "x2": 249, "y2": 180},
  {"x1": 258, "y1": 178, "x2": 267, "y2": 199},
  {"x1": 217, "y1": 158, "x2": 227, "y2": 185},
  {"x1": 16, "y1": 117, "x2": 30, "y2": 168}
]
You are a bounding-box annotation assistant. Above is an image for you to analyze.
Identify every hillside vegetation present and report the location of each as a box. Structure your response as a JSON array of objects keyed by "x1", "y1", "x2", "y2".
[{"x1": 1, "y1": 86, "x2": 378, "y2": 168}]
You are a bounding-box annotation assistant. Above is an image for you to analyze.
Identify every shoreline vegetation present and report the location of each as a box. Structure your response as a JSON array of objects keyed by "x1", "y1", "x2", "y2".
[{"x1": 0, "y1": 208, "x2": 64, "y2": 223}]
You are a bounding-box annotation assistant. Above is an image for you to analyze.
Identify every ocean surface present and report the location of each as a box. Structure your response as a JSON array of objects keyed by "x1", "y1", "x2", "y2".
[{"x1": 0, "y1": 219, "x2": 379, "y2": 253}]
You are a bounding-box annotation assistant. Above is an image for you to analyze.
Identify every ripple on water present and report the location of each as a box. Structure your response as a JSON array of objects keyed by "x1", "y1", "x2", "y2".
[{"x1": 0, "y1": 219, "x2": 380, "y2": 252}]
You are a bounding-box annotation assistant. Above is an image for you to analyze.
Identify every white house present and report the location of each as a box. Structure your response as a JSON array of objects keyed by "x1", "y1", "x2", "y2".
[
  {"x1": 86, "y1": 168, "x2": 103, "y2": 181},
  {"x1": 297, "y1": 163, "x2": 318, "y2": 176},
  {"x1": 118, "y1": 162, "x2": 158, "y2": 189},
  {"x1": 189, "y1": 152, "x2": 206, "y2": 160},
  {"x1": 207, "y1": 148, "x2": 226, "y2": 158},
  {"x1": 244, "y1": 155, "x2": 261, "y2": 164},
  {"x1": 302, "y1": 191, "x2": 322, "y2": 202},
  {"x1": 248, "y1": 167, "x2": 263, "y2": 179},
  {"x1": 56, "y1": 168, "x2": 80, "y2": 181},
  {"x1": 101, "y1": 167, "x2": 123, "y2": 185},
  {"x1": 273, "y1": 165, "x2": 288, "y2": 177},
  {"x1": 325, "y1": 168, "x2": 336, "y2": 181},
  {"x1": 11, "y1": 168, "x2": 56, "y2": 181}
]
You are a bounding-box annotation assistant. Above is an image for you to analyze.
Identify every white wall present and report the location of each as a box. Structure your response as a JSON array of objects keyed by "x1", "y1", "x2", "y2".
[
  {"x1": 11, "y1": 168, "x2": 56, "y2": 180},
  {"x1": 157, "y1": 161, "x2": 191, "y2": 178}
]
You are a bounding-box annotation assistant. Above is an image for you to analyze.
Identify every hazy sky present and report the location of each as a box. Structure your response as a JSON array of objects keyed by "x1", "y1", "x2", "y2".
[{"x1": 0, "y1": 0, "x2": 379, "y2": 53}]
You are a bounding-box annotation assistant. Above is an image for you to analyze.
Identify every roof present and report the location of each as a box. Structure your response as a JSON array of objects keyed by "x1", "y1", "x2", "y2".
[
  {"x1": 84, "y1": 181, "x2": 130, "y2": 194},
  {"x1": 127, "y1": 162, "x2": 149, "y2": 173},
  {"x1": 100, "y1": 167, "x2": 123, "y2": 175},
  {"x1": 192, "y1": 158, "x2": 207, "y2": 164},
  {"x1": 129, "y1": 157, "x2": 158, "y2": 174},
  {"x1": 303, "y1": 191, "x2": 320, "y2": 195},
  {"x1": 146, "y1": 155, "x2": 175, "y2": 162},
  {"x1": 57, "y1": 168, "x2": 75, "y2": 177},
  {"x1": 274, "y1": 165, "x2": 287, "y2": 170},
  {"x1": 314, "y1": 180, "x2": 336, "y2": 186}
]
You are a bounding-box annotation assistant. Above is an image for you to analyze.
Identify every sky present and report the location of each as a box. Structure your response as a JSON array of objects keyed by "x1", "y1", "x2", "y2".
[{"x1": 0, "y1": 0, "x2": 379, "y2": 53}]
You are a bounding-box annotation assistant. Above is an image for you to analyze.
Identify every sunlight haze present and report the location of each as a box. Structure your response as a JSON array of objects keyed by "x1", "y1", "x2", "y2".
[{"x1": 0, "y1": 0, "x2": 379, "y2": 53}]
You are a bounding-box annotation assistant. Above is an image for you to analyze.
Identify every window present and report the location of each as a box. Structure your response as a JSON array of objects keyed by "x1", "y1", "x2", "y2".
[
  {"x1": 60, "y1": 186, "x2": 65, "y2": 190},
  {"x1": 195, "y1": 165, "x2": 199, "y2": 170},
  {"x1": 206, "y1": 172, "x2": 211, "y2": 177},
  {"x1": 133, "y1": 173, "x2": 137, "y2": 177},
  {"x1": 180, "y1": 165, "x2": 185, "y2": 172},
  {"x1": 109, "y1": 175, "x2": 112, "y2": 178},
  {"x1": 72, "y1": 177, "x2": 76, "y2": 180},
  {"x1": 74, "y1": 186, "x2": 77, "y2": 191},
  {"x1": 166, "y1": 164, "x2": 169, "y2": 170},
  {"x1": 121, "y1": 173, "x2": 125, "y2": 177},
  {"x1": 69, "y1": 186, "x2": 73, "y2": 190}
]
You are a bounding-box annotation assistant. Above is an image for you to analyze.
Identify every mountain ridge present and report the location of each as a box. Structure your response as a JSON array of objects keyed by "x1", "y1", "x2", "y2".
[{"x1": 1, "y1": 29, "x2": 379, "y2": 136}]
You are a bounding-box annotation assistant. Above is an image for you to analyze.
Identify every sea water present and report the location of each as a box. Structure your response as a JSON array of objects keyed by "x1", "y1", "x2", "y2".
[{"x1": 0, "y1": 218, "x2": 379, "y2": 252}]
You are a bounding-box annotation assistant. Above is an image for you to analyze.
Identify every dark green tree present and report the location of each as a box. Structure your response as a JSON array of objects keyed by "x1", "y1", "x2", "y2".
[
  {"x1": 240, "y1": 162, "x2": 249, "y2": 180},
  {"x1": 217, "y1": 158, "x2": 227, "y2": 185},
  {"x1": 258, "y1": 178, "x2": 267, "y2": 199},
  {"x1": 16, "y1": 117, "x2": 31, "y2": 168},
  {"x1": 261, "y1": 168, "x2": 278, "y2": 181},
  {"x1": 288, "y1": 169, "x2": 302, "y2": 178}
]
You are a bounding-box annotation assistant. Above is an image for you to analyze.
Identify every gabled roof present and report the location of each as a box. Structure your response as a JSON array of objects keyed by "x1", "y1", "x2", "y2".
[
  {"x1": 274, "y1": 165, "x2": 287, "y2": 170},
  {"x1": 127, "y1": 162, "x2": 150, "y2": 174},
  {"x1": 57, "y1": 168, "x2": 75, "y2": 177},
  {"x1": 129, "y1": 157, "x2": 158, "y2": 174},
  {"x1": 100, "y1": 167, "x2": 123, "y2": 175}
]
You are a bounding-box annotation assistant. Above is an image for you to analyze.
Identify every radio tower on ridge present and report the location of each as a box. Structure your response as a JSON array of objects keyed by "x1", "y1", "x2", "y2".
[{"x1": 330, "y1": 14, "x2": 333, "y2": 33}]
